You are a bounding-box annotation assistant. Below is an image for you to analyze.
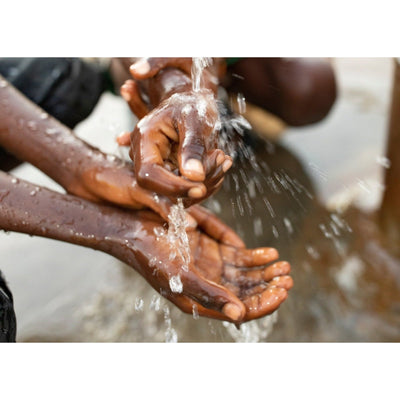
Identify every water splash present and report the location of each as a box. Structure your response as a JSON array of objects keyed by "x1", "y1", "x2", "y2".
[
  {"x1": 167, "y1": 198, "x2": 190, "y2": 272},
  {"x1": 223, "y1": 312, "x2": 278, "y2": 342},
  {"x1": 163, "y1": 198, "x2": 191, "y2": 295},
  {"x1": 191, "y1": 57, "x2": 212, "y2": 92},
  {"x1": 237, "y1": 92, "x2": 246, "y2": 114},
  {"x1": 164, "y1": 304, "x2": 178, "y2": 343}
]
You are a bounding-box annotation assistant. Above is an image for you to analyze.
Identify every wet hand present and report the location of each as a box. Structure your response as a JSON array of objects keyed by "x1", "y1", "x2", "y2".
[
  {"x1": 119, "y1": 84, "x2": 232, "y2": 205},
  {"x1": 73, "y1": 153, "x2": 243, "y2": 247},
  {"x1": 133, "y1": 211, "x2": 293, "y2": 325}
]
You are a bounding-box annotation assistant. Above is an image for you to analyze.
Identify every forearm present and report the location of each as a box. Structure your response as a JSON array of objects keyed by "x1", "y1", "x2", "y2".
[
  {"x1": 0, "y1": 77, "x2": 115, "y2": 198},
  {"x1": 0, "y1": 170, "x2": 146, "y2": 266}
]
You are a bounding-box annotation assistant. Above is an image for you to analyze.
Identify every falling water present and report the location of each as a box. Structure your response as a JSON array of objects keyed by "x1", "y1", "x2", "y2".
[
  {"x1": 191, "y1": 57, "x2": 212, "y2": 92},
  {"x1": 164, "y1": 58, "x2": 214, "y2": 301}
]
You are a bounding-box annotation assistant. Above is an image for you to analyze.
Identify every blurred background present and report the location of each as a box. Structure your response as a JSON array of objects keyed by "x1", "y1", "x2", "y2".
[{"x1": 1, "y1": 58, "x2": 398, "y2": 342}]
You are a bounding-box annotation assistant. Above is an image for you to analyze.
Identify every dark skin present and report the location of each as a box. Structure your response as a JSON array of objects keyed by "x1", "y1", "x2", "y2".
[
  {"x1": 224, "y1": 57, "x2": 337, "y2": 126},
  {"x1": 0, "y1": 77, "x2": 243, "y2": 246},
  {"x1": 114, "y1": 58, "x2": 336, "y2": 205},
  {"x1": 0, "y1": 171, "x2": 292, "y2": 324},
  {"x1": 0, "y1": 74, "x2": 292, "y2": 323},
  {"x1": 0, "y1": 57, "x2": 337, "y2": 325},
  {"x1": 120, "y1": 57, "x2": 337, "y2": 127},
  {"x1": 117, "y1": 59, "x2": 231, "y2": 205}
]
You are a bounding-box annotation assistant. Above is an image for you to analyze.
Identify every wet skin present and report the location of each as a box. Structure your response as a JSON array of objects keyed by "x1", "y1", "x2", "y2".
[
  {"x1": 0, "y1": 75, "x2": 293, "y2": 323},
  {"x1": 118, "y1": 58, "x2": 232, "y2": 205},
  {"x1": 0, "y1": 171, "x2": 292, "y2": 324},
  {"x1": 0, "y1": 76, "x2": 242, "y2": 246}
]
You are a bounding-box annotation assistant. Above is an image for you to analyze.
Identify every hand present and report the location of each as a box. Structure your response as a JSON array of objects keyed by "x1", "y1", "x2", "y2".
[
  {"x1": 73, "y1": 153, "x2": 244, "y2": 247},
  {"x1": 117, "y1": 57, "x2": 224, "y2": 91},
  {"x1": 0, "y1": 170, "x2": 291, "y2": 326},
  {"x1": 119, "y1": 82, "x2": 232, "y2": 205},
  {"x1": 129, "y1": 210, "x2": 293, "y2": 324}
]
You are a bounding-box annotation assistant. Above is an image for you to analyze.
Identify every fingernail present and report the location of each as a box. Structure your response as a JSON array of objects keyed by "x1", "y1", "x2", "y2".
[
  {"x1": 222, "y1": 303, "x2": 244, "y2": 321},
  {"x1": 130, "y1": 59, "x2": 150, "y2": 75},
  {"x1": 184, "y1": 159, "x2": 204, "y2": 176},
  {"x1": 222, "y1": 159, "x2": 232, "y2": 172},
  {"x1": 188, "y1": 186, "x2": 205, "y2": 198}
]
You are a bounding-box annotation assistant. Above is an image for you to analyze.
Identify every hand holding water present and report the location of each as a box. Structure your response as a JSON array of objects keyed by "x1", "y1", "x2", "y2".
[
  {"x1": 118, "y1": 58, "x2": 232, "y2": 205},
  {"x1": 130, "y1": 210, "x2": 293, "y2": 324}
]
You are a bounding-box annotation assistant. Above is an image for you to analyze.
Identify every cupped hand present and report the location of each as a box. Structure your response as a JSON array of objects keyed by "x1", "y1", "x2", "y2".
[
  {"x1": 129, "y1": 210, "x2": 293, "y2": 324},
  {"x1": 119, "y1": 85, "x2": 232, "y2": 205}
]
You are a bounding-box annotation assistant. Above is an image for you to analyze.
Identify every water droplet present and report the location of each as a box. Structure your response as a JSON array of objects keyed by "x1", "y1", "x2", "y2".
[
  {"x1": 134, "y1": 297, "x2": 144, "y2": 312},
  {"x1": 153, "y1": 227, "x2": 165, "y2": 237},
  {"x1": 149, "y1": 257, "x2": 157, "y2": 267},
  {"x1": 149, "y1": 295, "x2": 161, "y2": 311},
  {"x1": 237, "y1": 92, "x2": 246, "y2": 114},
  {"x1": 192, "y1": 304, "x2": 199, "y2": 320},
  {"x1": 45, "y1": 128, "x2": 58, "y2": 135},
  {"x1": 376, "y1": 156, "x2": 391, "y2": 168},
  {"x1": 0, "y1": 79, "x2": 8, "y2": 88},
  {"x1": 283, "y1": 217, "x2": 293, "y2": 235},
  {"x1": 306, "y1": 245, "x2": 320, "y2": 260},
  {"x1": 27, "y1": 121, "x2": 38, "y2": 131},
  {"x1": 169, "y1": 274, "x2": 183, "y2": 293},
  {"x1": 253, "y1": 217, "x2": 263, "y2": 237},
  {"x1": 40, "y1": 112, "x2": 49, "y2": 120},
  {"x1": 165, "y1": 328, "x2": 178, "y2": 343},
  {"x1": 11, "y1": 177, "x2": 18, "y2": 184},
  {"x1": 169, "y1": 250, "x2": 177, "y2": 261}
]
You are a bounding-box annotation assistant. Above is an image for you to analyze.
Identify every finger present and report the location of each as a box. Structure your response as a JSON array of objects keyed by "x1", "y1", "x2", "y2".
[
  {"x1": 137, "y1": 163, "x2": 207, "y2": 199},
  {"x1": 116, "y1": 131, "x2": 131, "y2": 146},
  {"x1": 177, "y1": 119, "x2": 207, "y2": 182},
  {"x1": 269, "y1": 275, "x2": 294, "y2": 291},
  {"x1": 182, "y1": 268, "x2": 246, "y2": 322},
  {"x1": 203, "y1": 150, "x2": 226, "y2": 185},
  {"x1": 221, "y1": 245, "x2": 280, "y2": 268},
  {"x1": 205, "y1": 149, "x2": 231, "y2": 176},
  {"x1": 161, "y1": 291, "x2": 243, "y2": 323},
  {"x1": 242, "y1": 287, "x2": 288, "y2": 322},
  {"x1": 223, "y1": 261, "x2": 291, "y2": 287},
  {"x1": 202, "y1": 152, "x2": 232, "y2": 198},
  {"x1": 132, "y1": 126, "x2": 206, "y2": 198},
  {"x1": 120, "y1": 79, "x2": 149, "y2": 119},
  {"x1": 188, "y1": 204, "x2": 245, "y2": 248},
  {"x1": 263, "y1": 261, "x2": 291, "y2": 281},
  {"x1": 130, "y1": 57, "x2": 193, "y2": 80}
]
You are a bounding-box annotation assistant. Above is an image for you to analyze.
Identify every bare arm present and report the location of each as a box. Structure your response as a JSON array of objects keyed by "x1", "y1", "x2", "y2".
[{"x1": 0, "y1": 170, "x2": 292, "y2": 324}]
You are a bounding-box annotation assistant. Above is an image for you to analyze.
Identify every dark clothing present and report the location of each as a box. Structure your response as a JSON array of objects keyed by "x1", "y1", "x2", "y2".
[
  {"x1": 0, "y1": 272, "x2": 16, "y2": 342},
  {"x1": 0, "y1": 58, "x2": 107, "y2": 129}
]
